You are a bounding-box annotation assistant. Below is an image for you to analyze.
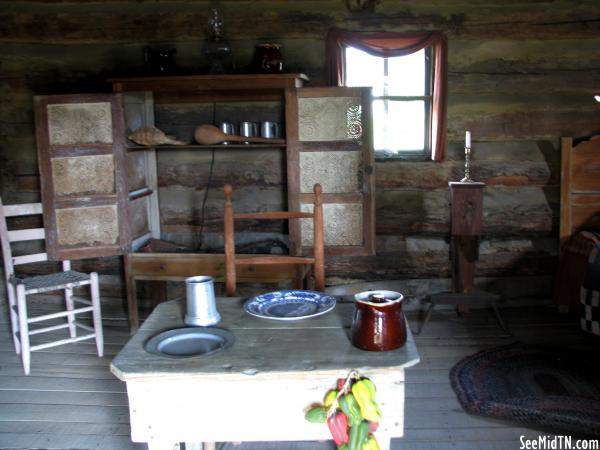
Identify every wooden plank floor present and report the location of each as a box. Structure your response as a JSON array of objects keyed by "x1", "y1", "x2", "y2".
[{"x1": 0, "y1": 297, "x2": 595, "y2": 450}]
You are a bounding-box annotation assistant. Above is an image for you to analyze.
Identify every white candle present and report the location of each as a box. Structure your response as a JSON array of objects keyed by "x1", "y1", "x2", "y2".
[{"x1": 465, "y1": 131, "x2": 471, "y2": 148}]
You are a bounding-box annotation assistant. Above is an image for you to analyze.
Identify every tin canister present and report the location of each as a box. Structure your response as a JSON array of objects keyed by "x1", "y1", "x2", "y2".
[
  {"x1": 184, "y1": 276, "x2": 221, "y2": 326},
  {"x1": 219, "y1": 121, "x2": 236, "y2": 145},
  {"x1": 240, "y1": 121, "x2": 258, "y2": 144},
  {"x1": 260, "y1": 121, "x2": 281, "y2": 139}
]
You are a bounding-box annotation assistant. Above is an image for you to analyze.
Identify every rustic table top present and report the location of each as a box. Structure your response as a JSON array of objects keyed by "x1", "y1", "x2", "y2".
[{"x1": 110, "y1": 297, "x2": 420, "y2": 382}]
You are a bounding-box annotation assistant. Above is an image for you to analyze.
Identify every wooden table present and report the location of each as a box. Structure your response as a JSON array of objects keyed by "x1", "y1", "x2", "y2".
[
  {"x1": 110, "y1": 298, "x2": 420, "y2": 450},
  {"x1": 417, "y1": 182, "x2": 507, "y2": 333}
]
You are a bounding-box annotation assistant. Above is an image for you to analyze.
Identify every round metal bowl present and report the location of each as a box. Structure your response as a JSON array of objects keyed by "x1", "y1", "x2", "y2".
[{"x1": 144, "y1": 327, "x2": 234, "y2": 358}]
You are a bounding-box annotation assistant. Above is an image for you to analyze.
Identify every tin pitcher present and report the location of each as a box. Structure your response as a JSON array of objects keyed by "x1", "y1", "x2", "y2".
[
  {"x1": 184, "y1": 276, "x2": 221, "y2": 326},
  {"x1": 351, "y1": 290, "x2": 406, "y2": 351}
]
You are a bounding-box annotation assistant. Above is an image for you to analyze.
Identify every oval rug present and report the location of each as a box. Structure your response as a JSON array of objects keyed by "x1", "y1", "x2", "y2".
[{"x1": 450, "y1": 342, "x2": 600, "y2": 436}]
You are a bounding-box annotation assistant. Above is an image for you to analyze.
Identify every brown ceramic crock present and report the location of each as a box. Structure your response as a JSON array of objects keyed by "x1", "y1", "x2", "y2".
[
  {"x1": 254, "y1": 43, "x2": 284, "y2": 73},
  {"x1": 351, "y1": 290, "x2": 407, "y2": 351}
]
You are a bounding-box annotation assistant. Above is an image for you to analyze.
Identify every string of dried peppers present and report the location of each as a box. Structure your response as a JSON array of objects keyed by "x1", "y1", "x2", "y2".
[{"x1": 304, "y1": 370, "x2": 382, "y2": 450}]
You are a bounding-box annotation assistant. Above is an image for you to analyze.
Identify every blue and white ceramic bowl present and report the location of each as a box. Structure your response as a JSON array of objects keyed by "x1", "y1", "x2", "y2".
[{"x1": 244, "y1": 290, "x2": 336, "y2": 321}]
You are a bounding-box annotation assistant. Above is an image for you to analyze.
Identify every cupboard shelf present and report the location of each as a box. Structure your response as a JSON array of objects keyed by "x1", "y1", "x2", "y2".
[
  {"x1": 109, "y1": 73, "x2": 308, "y2": 93},
  {"x1": 126, "y1": 143, "x2": 287, "y2": 151}
]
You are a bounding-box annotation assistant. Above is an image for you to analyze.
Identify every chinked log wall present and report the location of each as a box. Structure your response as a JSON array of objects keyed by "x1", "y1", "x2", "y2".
[{"x1": 1, "y1": 0, "x2": 599, "y2": 306}]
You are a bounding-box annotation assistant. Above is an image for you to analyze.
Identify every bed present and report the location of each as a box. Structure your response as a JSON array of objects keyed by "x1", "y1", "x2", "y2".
[{"x1": 556, "y1": 135, "x2": 600, "y2": 335}]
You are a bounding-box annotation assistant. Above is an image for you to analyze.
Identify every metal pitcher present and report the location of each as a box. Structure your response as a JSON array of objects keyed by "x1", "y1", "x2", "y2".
[{"x1": 184, "y1": 276, "x2": 221, "y2": 326}]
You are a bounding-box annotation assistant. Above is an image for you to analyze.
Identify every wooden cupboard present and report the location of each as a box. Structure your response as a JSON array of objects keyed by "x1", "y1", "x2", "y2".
[{"x1": 33, "y1": 74, "x2": 375, "y2": 331}]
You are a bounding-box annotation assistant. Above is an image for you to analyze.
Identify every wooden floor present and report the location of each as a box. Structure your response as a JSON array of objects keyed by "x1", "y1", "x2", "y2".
[{"x1": 0, "y1": 296, "x2": 596, "y2": 450}]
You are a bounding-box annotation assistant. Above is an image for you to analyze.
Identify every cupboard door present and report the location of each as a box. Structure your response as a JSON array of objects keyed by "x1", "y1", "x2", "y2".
[
  {"x1": 286, "y1": 87, "x2": 375, "y2": 256},
  {"x1": 34, "y1": 94, "x2": 131, "y2": 260},
  {"x1": 122, "y1": 91, "x2": 160, "y2": 250}
]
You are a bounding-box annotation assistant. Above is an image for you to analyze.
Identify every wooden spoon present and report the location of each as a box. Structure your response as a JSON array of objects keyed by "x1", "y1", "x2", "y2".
[{"x1": 193, "y1": 124, "x2": 285, "y2": 145}]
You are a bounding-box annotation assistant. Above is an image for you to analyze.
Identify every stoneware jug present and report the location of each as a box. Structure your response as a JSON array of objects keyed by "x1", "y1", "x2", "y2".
[{"x1": 351, "y1": 290, "x2": 406, "y2": 351}]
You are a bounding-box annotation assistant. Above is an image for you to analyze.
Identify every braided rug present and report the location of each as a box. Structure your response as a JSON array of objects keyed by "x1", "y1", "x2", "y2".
[{"x1": 450, "y1": 342, "x2": 600, "y2": 436}]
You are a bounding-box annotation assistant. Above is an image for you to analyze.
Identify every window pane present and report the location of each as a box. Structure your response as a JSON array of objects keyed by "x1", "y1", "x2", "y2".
[
  {"x1": 373, "y1": 100, "x2": 425, "y2": 151},
  {"x1": 345, "y1": 47, "x2": 384, "y2": 96},
  {"x1": 387, "y1": 49, "x2": 426, "y2": 96}
]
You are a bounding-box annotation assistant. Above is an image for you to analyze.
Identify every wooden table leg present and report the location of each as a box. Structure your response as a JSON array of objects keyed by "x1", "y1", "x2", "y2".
[
  {"x1": 123, "y1": 253, "x2": 139, "y2": 334},
  {"x1": 491, "y1": 300, "x2": 509, "y2": 333},
  {"x1": 294, "y1": 265, "x2": 308, "y2": 290},
  {"x1": 150, "y1": 280, "x2": 168, "y2": 308},
  {"x1": 184, "y1": 442, "x2": 204, "y2": 450},
  {"x1": 425, "y1": 291, "x2": 509, "y2": 333},
  {"x1": 416, "y1": 301, "x2": 436, "y2": 335},
  {"x1": 147, "y1": 440, "x2": 175, "y2": 450},
  {"x1": 183, "y1": 443, "x2": 207, "y2": 450},
  {"x1": 451, "y1": 235, "x2": 478, "y2": 313},
  {"x1": 377, "y1": 433, "x2": 391, "y2": 450}
]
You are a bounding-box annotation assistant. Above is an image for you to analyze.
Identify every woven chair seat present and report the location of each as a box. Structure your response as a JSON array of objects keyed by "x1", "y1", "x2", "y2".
[
  {"x1": 11, "y1": 270, "x2": 92, "y2": 294},
  {"x1": 1, "y1": 198, "x2": 104, "y2": 375}
]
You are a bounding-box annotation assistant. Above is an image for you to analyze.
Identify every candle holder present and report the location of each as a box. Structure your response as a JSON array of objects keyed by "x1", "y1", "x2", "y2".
[{"x1": 460, "y1": 146, "x2": 474, "y2": 182}]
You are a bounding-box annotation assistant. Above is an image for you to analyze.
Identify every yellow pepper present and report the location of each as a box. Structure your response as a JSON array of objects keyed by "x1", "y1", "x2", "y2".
[
  {"x1": 351, "y1": 379, "x2": 382, "y2": 422},
  {"x1": 361, "y1": 434, "x2": 379, "y2": 450},
  {"x1": 362, "y1": 434, "x2": 380, "y2": 450},
  {"x1": 324, "y1": 389, "x2": 339, "y2": 408}
]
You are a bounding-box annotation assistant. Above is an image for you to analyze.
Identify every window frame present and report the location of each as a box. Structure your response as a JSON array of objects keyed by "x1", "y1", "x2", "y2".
[
  {"x1": 326, "y1": 28, "x2": 447, "y2": 161},
  {"x1": 345, "y1": 45, "x2": 434, "y2": 161}
]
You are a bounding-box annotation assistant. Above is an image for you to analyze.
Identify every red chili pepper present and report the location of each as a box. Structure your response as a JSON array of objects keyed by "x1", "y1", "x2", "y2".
[
  {"x1": 327, "y1": 411, "x2": 349, "y2": 446},
  {"x1": 368, "y1": 421, "x2": 379, "y2": 432}
]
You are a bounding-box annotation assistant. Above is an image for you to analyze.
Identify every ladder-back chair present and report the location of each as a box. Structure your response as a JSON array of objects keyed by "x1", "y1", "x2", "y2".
[
  {"x1": 223, "y1": 184, "x2": 325, "y2": 296},
  {"x1": 0, "y1": 198, "x2": 103, "y2": 375}
]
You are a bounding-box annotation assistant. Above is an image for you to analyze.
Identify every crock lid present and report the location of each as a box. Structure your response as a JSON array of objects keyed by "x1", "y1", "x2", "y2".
[
  {"x1": 256, "y1": 43, "x2": 282, "y2": 48},
  {"x1": 354, "y1": 290, "x2": 403, "y2": 304}
]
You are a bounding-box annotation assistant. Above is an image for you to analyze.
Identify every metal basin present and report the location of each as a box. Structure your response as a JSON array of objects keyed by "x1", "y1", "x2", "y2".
[{"x1": 144, "y1": 327, "x2": 234, "y2": 358}]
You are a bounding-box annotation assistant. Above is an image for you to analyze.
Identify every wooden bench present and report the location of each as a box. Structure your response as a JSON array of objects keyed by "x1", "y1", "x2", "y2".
[{"x1": 124, "y1": 251, "x2": 306, "y2": 332}]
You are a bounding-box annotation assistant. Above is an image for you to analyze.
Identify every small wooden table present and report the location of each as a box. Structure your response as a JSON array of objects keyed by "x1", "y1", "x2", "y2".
[
  {"x1": 110, "y1": 298, "x2": 420, "y2": 450},
  {"x1": 418, "y1": 182, "x2": 507, "y2": 334}
]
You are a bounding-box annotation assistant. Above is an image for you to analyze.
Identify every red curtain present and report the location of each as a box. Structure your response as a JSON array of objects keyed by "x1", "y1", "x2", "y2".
[{"x1": 326, "y1": 27, "x2": 448, "y2": 161}]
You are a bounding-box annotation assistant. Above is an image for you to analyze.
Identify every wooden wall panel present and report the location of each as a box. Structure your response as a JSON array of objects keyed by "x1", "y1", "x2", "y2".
[
  {"x1": 2, "y1": 1, "x2": 599, "y2": 42},
  {"x1": 1, "y1": 0, "x2": 599, "y2": 305}
]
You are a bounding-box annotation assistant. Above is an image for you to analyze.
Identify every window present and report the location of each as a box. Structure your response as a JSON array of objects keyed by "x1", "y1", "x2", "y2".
[
  {"x1": 345, "y1": 46, "x2": 432, "y2": 156},
  {"x1": 326, "y1": 28, "x2": 447, "y2": 161}
]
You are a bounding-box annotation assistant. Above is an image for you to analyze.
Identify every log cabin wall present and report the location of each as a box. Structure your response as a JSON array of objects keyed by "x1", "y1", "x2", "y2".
[{"x1": 1, "y1": 0, "x2": 599, "y2": 306}]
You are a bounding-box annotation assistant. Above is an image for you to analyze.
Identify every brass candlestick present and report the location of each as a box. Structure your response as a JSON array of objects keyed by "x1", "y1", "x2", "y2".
[{"x1": 460, "y1": 146, "x2": 473, "y2": 182}]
